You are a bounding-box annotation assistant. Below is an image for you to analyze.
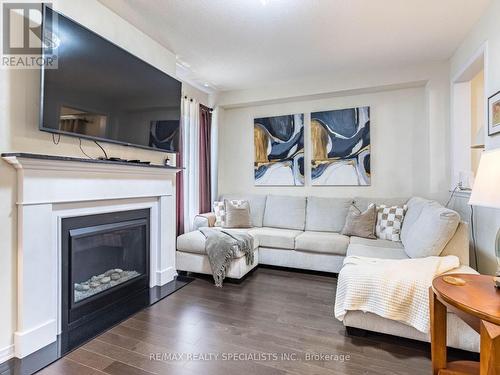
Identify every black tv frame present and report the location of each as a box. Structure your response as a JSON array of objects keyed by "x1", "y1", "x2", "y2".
[{"x1": 39, "y1": 4, "x2": 181, "y2": 154}]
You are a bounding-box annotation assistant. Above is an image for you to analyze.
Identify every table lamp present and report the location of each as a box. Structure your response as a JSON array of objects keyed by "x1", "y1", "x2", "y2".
[{"x1": 468, "y1": 148, "x2": 500, "y2": 287}]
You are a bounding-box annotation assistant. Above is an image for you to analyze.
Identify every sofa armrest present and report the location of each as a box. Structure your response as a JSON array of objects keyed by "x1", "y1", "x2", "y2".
[
  {"x1": 193, "y1": 212, "x2": 216, "y2": 230},
  {"x1": 440, "y1": 221, "x2": 470, "y2": 266}
]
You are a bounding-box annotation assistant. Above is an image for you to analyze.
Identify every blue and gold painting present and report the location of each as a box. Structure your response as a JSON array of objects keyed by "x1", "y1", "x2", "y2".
[
  {"x1": 311, "y1": 107, "x2": 370, "y2": 185},
  {"x1": 254, "y1": 114, "x2": 304, "y2": 186}
]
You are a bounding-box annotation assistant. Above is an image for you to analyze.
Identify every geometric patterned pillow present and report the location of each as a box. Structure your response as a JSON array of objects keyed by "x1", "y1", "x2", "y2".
[
  {"x1": 375, "y1": 204, "x2": 408, "y2": 242},
  {"x1": 213, "y1": 201, "x2": 225, "y2": 227}
]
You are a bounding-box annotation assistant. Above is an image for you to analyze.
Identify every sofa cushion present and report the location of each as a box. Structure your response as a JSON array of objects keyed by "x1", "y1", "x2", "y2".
[
  {"x1": 346, "y1": 244, "x2": 409, "y2": 260},
  {"x1": 354, "y1": 197, "x2": 409, "y2": 212},
  {"x1": 250, "y1": 227, "x2": 302, "y2": 250},
  {"x1": 177, "y1": 228, "x2": 259, "y2": 257},
  {"x1": 305, "y1": 197, "x2": 352, "y2": 232},
  {"x1": 263, "y1": 195, "x2": 306, "y2": 230},
  {"x1": 402, "y1": 202, "x2": 460, "y2": 258},
  {"x1": 400, "y1": 197, "x2": 432, "y2": 244},
  {"x1": 220, "y1": 194, "x2": 267, "y2": 227},
  {"x1": 350, "y1": 236, "x2": 404, "y2": 249},
  {"x1": 295, "y1": 231, "x2": 349, "y2": 255}
]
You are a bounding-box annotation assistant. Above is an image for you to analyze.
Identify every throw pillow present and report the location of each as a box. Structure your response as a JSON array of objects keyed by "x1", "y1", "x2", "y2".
[
  {"x1": 224, "y1": 199, "x2": 252, "y2": 228},
  {"x1": 341, "y1": 204, "x2": 377, "y2": 239},
  {"x1": 213, "y1": 201, "x2": 225, "y2": 227},
  {"x1": 376, "y1": 204, "x2": 408, "y2": 241},
  {"x1": 402, "y1": 202, "x2": 460, "y2": 258}
]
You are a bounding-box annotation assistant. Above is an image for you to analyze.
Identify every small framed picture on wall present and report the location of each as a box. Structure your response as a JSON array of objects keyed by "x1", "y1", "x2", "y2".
[{"x1": 488, "y1": 90, "x2": 500, "y2": 136}]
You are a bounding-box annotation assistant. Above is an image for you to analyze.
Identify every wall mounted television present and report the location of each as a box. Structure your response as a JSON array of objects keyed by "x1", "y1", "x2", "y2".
[{"x1": 40, "y1": 6, "x2": 182, "y2": 153}]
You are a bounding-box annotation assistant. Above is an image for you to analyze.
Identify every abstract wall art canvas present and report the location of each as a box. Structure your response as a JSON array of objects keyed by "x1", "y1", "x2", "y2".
[
  {"x1": 254, "y1": 114, "x2": 304, "y2": 186},
  {"x1": 311, "y1": 107, "x2": 371, "y2": 185}
]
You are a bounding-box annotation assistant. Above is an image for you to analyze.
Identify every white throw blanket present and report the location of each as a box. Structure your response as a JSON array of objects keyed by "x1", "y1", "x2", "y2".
[{"x1": 334, "y1": 255, "x2": 460, "y2": 333}]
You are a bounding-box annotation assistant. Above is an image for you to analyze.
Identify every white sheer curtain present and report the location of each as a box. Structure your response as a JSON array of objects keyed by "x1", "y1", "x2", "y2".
[{"x1": 181, "y1": 97, "x2": 200, "y2": 233}]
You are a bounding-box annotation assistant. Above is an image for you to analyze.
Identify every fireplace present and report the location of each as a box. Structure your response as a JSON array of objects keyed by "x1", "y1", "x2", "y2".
[
  {"x1": 3, "y1": 153, "x2": 180, "y2": 358},
  {"x1": 61, "y1": 209, "x2": 150, "y2": 336}
]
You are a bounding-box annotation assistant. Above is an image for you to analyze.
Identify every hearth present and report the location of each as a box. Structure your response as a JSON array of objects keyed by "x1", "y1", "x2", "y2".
[{"x1": 61, "y1": 209, "x2": 150, "y2": 336}]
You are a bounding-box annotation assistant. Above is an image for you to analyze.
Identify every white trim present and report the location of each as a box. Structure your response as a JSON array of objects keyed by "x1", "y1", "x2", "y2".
[
  {"x1": 14, "y1": 320, "x2": 57, "y2": 359},
  {"x1": 156, "y1": 266, "x2": 178, "y2": 285},
  {"x1": 453, "y1": 190, "x2": 472, "y2": 199},
  {"x1": 451, "y1": 41, "x2": 488, "y2": 84},
  {"x1": 0, "y1": 344, "x2": 15, "y2": 364}
]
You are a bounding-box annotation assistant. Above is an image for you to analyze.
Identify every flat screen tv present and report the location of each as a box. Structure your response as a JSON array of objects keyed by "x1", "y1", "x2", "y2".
[{"x1": 40, "y1": 6, "x2": 182, "y2": 153}]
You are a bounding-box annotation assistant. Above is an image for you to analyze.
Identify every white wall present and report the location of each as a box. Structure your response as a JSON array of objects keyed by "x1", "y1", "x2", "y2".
[
  {"x1": 215, "y1": 62, "x2": 451, "y2": 199},
  {"x1": 218, "y1": 86, "x2": 444, "y2": 200},
  {"x1": 215, "y1": 59, "x2": 451, "y2": 204},
  {"x1": 449, "y1": 0, "x2": 500, "y2": 274},
  {"x1": 0, "y1": 0, "x2": 208, "y2": 358}
]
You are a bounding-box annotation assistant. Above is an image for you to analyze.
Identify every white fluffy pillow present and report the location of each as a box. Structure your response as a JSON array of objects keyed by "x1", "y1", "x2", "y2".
[{"x1": 402, "y1": 203, "x2": 459, "y2": 258}]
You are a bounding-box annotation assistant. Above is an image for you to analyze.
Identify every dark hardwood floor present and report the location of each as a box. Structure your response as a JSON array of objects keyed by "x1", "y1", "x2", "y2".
[{"x1": 38, "y1": 268, "x2": 434, "y2": 375}]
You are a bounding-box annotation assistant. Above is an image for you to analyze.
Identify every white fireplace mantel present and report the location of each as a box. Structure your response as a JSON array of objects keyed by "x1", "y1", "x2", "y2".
[{"x1": 2, "y1": 153, "x2": 181, "y2": 358}]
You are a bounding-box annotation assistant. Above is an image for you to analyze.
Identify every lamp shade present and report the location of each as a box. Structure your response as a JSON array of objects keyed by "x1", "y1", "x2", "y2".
[{"x1": 469, "y1": 148, "x2": 500, "y2": 209}]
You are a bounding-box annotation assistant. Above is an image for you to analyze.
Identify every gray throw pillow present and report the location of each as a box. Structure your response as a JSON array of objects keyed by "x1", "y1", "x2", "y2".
[
  {"x1": 341, "y1": 204, "x2": 377, "y2": 239},
  {"x1": 223, "y1": 199, "x2": 252, "y2": 228}
]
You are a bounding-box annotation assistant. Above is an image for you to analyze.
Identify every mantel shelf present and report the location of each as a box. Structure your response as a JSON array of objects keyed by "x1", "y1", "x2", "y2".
[{"x1": 1, "y1": 152, "x2": 181, "y2": 174}]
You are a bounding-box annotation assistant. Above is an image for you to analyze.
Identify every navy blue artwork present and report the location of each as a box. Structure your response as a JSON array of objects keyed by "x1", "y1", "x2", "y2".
[
  {"x1": 254, "y1": 114, "x2": 304, "y2": 185},
  {"x1": 311, "y1": 107, "x2": 370, "y2": 185}
]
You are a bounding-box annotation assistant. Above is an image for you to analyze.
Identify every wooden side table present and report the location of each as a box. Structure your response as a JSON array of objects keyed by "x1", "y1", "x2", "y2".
[{"x1": 431, "y1": 274, "x2": 500, "y2": 375}]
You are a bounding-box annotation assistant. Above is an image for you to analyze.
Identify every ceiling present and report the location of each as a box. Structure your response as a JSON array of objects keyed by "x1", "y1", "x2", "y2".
[{"x1": 98, "y1": 0, "x2": 491, "y2": 93}]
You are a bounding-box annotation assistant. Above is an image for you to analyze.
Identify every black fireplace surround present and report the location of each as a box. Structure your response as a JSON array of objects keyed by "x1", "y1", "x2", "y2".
[{"x1": 61, "y1": 209, "x2": 150, "y2": 340}]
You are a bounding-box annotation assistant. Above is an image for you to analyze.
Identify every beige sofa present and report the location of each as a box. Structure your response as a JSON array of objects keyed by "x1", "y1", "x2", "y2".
[{"x1": 176, "y1": 194, "x2": 479, "y2": 352}]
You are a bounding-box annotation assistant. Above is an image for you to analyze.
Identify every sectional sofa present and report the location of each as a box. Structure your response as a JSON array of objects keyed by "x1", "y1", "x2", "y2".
[{"x1": 176, "y1": 194, "x2": 479, "y2": 352}]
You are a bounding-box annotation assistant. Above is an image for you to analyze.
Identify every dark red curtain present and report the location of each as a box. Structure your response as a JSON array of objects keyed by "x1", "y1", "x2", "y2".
[{"x1": 199, "y1": 105, "x2": 212, "y2": 214}]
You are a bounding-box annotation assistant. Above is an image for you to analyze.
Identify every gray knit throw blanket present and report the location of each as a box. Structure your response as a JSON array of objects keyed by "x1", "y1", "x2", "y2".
[{"x1": 199, "y1": 228, "x2": 254, "y2": 287}]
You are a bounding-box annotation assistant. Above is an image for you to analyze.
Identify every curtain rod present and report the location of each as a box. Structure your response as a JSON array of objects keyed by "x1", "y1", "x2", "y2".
[{"x1": 183, "y1": 96, "x2": 213, "y2": 112}]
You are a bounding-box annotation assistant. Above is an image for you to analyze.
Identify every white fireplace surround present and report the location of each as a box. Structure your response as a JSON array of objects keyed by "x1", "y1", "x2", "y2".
[{"x1": 3, "y1": 154, "x2": 180, "y2": 359}]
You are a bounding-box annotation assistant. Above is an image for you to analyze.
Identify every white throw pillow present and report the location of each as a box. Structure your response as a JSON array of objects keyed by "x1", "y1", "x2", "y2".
[
  {"x1": 402, "y1": 203, "x2": 460, "y2": 258},
  {"x1": 213, "y1": 201, "x2": 225, "y2": 227},
  {"x1": 375, "y1": 204, "x2": 407, "y2": 241}
]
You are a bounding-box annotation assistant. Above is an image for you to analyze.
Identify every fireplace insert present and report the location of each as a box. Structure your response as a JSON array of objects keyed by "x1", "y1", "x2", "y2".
[{"x1": 61, "y1": 209, "x2": 150, "y2": 338}]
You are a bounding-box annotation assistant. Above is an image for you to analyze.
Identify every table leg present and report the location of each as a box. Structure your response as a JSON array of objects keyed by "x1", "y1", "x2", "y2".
[
  {"x1": 480, "y1": 320, "x2": 500, "y2": 375},
  {"x1": 430, "y1": 288, "x2": 447, "y2": 375}
]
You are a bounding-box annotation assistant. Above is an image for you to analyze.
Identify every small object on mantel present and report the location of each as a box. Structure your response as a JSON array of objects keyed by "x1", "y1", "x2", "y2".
[
  {"x1": 442, "y1": 275, "x2": 466, "y2": 286},
  {"x1": 495, "y1": 275, "x2": 500, "y2": 288}
]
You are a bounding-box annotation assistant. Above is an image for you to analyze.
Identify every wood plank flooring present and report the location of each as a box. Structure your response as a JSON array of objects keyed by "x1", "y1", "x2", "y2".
[{"x1": 38, "y1": 268, "x2": 434, "y2": 375}]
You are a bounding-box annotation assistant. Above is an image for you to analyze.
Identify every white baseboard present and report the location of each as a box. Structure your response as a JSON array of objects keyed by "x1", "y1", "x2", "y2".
[
  {"x1": 14, "y1": 319, "x2": 57, "y2": 358},
  {"x1": 0, "y1": 344, "x2": 14, "y2": 364},
  {"x1": 156, "y1": 266, "x2": 177, "y2": 286}
]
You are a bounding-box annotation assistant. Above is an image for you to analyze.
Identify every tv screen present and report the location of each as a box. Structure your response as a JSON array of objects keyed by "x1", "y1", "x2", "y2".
[{"x1": 40, "y1": 6, "x2": 181, "y2": 153}]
